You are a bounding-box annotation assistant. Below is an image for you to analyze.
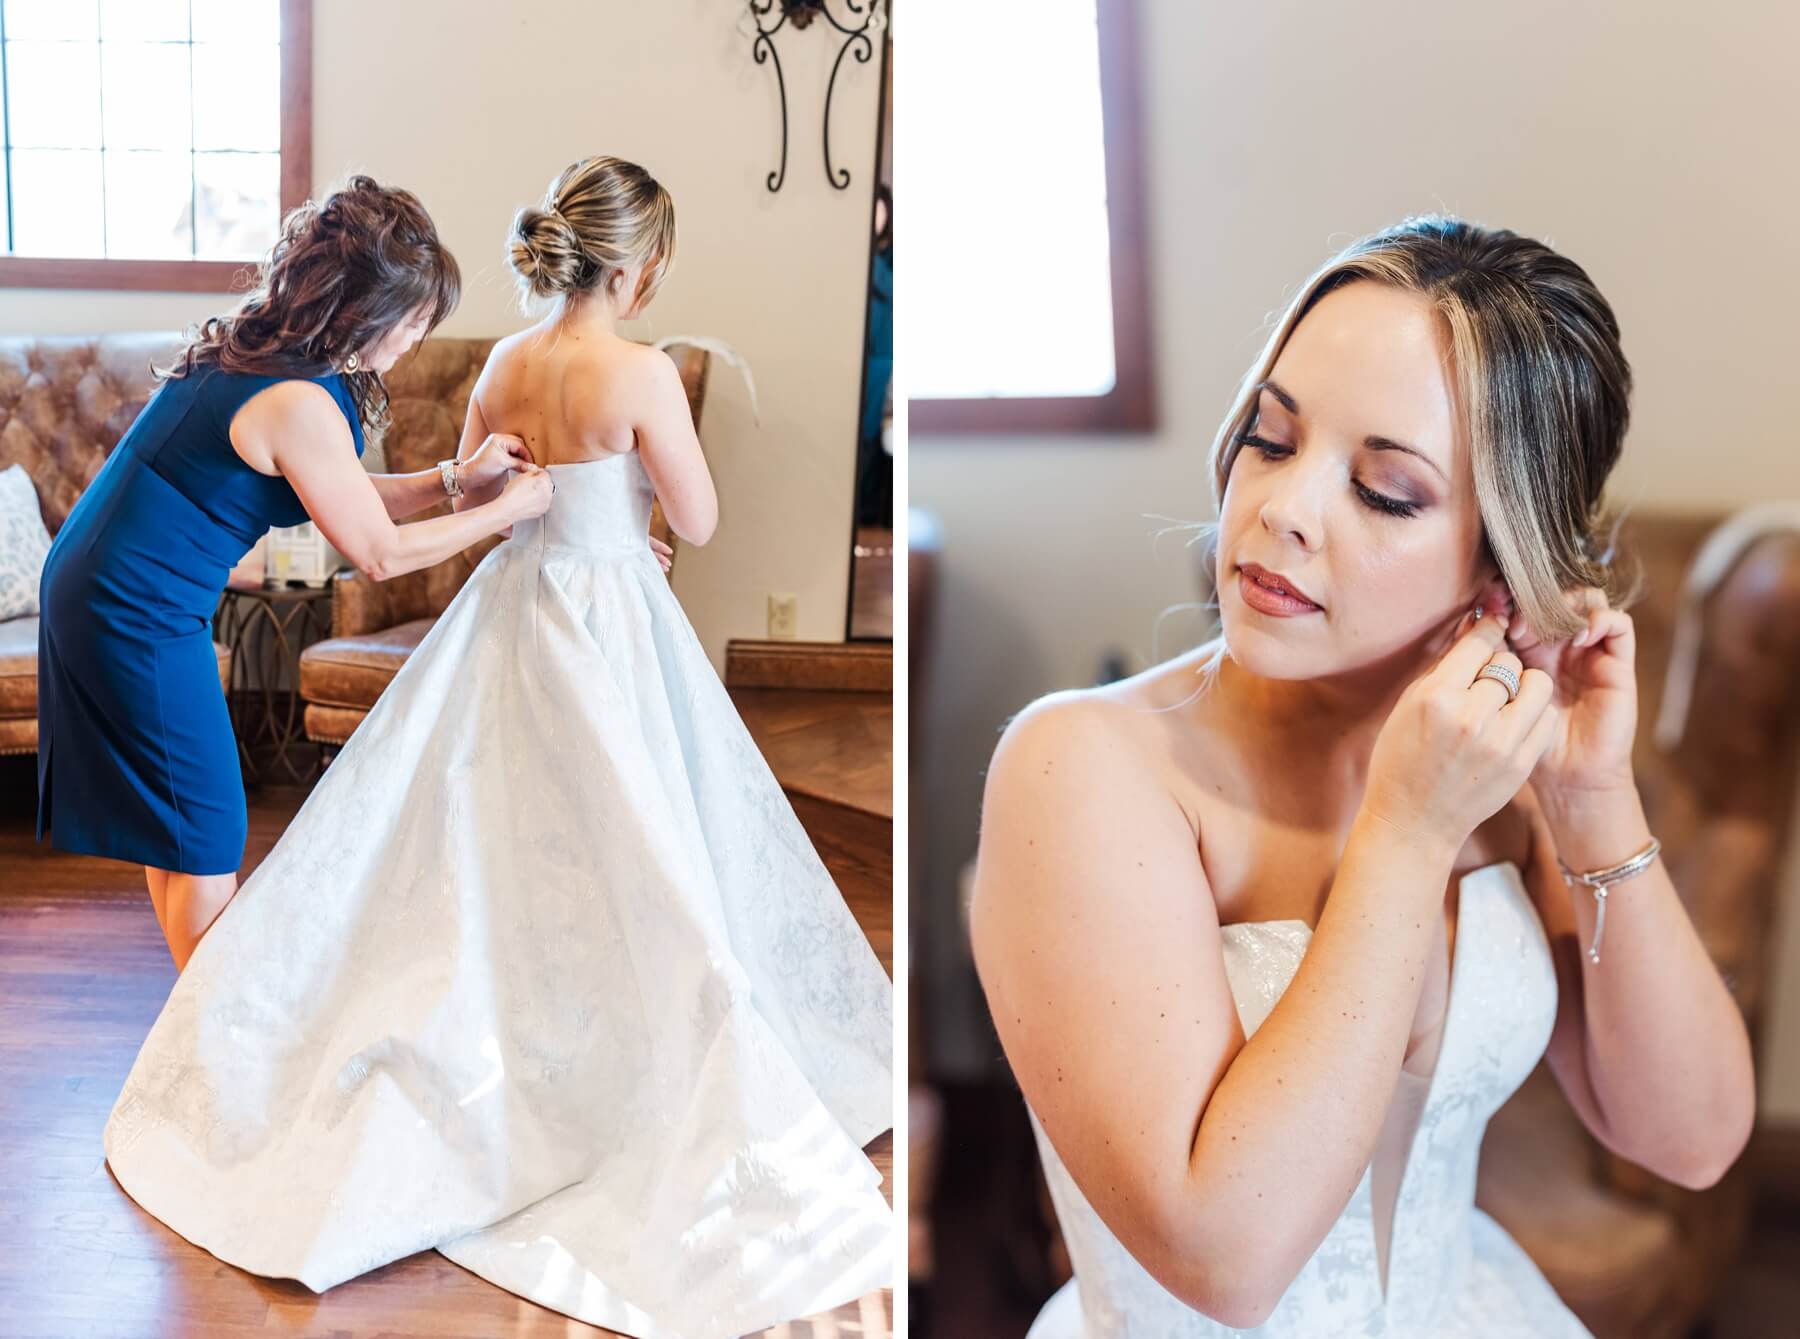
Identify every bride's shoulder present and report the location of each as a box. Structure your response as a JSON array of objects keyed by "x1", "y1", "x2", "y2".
[
  {"x1": 986, "y1": 683, "x2": 1177, "y2": 814},
  {"x1": 571, "y1": 338, "x2": 679, "y2": 401},
  {"x1": 483, "y1": 326, "x2": 535, "y2": 364},
  {"x1": 989, "y1": 642, "x2": 1226, "y2": 788}
]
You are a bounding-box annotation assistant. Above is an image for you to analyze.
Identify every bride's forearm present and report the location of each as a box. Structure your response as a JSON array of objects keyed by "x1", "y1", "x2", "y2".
[
  {"x1": 1539, "y1": 784, "x2": 1755, "y2": 1186},
  {"x1": 1183, "y1": 810, "x2": 1455, "y2": 1289}
]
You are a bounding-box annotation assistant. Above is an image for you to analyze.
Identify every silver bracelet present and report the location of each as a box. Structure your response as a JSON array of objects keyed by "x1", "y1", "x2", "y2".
[
  {"x1": 1558, "y1": 836, "x2": 1661, "y2": 964},
  {"x1": 437, "y1": 458, "x2": 463, "y2": 497}
]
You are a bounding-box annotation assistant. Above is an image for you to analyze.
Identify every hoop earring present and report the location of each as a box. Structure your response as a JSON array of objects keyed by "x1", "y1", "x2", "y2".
[{"x1": 344, "y1": 351, "x2": 360, "y2": 373}]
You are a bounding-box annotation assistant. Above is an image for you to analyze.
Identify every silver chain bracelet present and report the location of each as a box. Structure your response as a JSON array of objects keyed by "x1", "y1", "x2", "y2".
[
  {"x1": 437, "y1": 458, "x2": 463, "y2": 498},
  {"x1": 1558, "y1": 837, "x2": 1661, "y2": 964}
]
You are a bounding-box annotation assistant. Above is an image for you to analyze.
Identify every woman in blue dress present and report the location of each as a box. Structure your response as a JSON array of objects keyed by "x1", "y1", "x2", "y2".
[{"x1": 37, "y1": 176, "x2": 559, "y2": 972}]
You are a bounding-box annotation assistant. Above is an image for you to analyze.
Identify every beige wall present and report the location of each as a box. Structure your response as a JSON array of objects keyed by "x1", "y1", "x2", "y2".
[
  {"x1": 910, "y1": 0, "x2": 1800, "y2": 1110},
  {"x1": 0, "y1": 0, "x2": 881, "y2": 670}
]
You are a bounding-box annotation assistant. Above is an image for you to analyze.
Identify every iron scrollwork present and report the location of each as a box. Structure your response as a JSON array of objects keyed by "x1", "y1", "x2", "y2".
[{"x1": 747, "y1": 0, "x2": 886, "y2": 193}]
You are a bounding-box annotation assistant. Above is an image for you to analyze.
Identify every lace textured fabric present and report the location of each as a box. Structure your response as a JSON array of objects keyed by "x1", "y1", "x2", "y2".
[{"x1": 1025, "y1": 861, "x2": 1591, "y2": 1337}]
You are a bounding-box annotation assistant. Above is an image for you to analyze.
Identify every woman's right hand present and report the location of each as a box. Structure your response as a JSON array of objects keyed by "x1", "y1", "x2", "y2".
[
  {"x1": 1362, "y1": 606, "x2": 1560, "y2": 855},
  {"x1": 499, "y1": 464, "x2": 555, "y2": 523}
]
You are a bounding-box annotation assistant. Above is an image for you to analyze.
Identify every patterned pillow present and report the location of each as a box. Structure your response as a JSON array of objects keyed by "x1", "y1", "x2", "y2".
[{"x1": 0, "y1": 463, "x2": 53, "y2": 621}]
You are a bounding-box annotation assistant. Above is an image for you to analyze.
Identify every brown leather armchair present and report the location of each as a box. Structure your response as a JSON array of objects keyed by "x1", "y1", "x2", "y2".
[
  {"x1": 297, "y1": 340, "x2": 712, "y2": 749},
  {"x1": 0, "y1": 334, "x2": 232, "y2": 757},
  {"x1": 1474, "y1": 513, "x2": 1800, "y2": 1338}
]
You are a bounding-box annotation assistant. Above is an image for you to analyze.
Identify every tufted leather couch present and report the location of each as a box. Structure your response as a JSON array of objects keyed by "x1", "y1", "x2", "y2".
[
  {"x1": 0, "y1": 333, "x2": 231, "y2": 757},
  {"x1": 295, "y1": 339, "x2": 711, "y2": 748}
]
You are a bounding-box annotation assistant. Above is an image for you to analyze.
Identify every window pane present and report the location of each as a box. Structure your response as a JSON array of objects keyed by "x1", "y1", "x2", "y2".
[
  {"x1": 3, "y1": 0, "x2": 98, "y2": 41},
  {"x1": 911, "y1": 0, "x2": 1117, "y2": 400},
  {"x1": 9, "y1": 149, "x2": 104, "y2": 256},
  {"x1": 105, "y1": 150, "x2": 193, "y2": 258},
  {"x1": 102, "y1": 42, "x2": 193, "y2": 150},
  {"x1": 99, "y1": 0, "x2": 190, "y2": 43},
  {"x1": 195, "y1": 151, "x2": 278, "y2": 258},
  {"x1": 192, "y1": 41, "x2": 278, "y2": 151},
  {"x1": 5, "y1": 40, "x2": 102, "y2": 148},
  {"x1": 190, "y1": 0, "x2": 277, "y2": 46}
]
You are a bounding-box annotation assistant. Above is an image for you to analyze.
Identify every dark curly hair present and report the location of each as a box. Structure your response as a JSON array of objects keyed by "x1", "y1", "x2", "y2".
[{"x1": 157, "y1": 174, "x2": 461, "y2": 435}]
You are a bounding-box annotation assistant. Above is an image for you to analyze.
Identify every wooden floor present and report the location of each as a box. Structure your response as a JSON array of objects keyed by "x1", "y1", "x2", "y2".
[
  {"x1": 0, "y1": 754, "x2": 893, "y2": 1339},
  {"x1": 731, "y1": 687, "x2": 893, "y2": 822}
]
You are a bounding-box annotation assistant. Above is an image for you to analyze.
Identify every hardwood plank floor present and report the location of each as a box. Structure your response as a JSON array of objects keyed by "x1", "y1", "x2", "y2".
[
  {"x1": 729, "y1": 688, "x2": 893, "y2": 823},
  {"x1": 0, "y1": 755, "x2": 893, "y2": 1339}
]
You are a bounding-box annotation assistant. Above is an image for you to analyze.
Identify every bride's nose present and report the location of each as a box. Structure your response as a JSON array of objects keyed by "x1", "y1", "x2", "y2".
[{"x1": 1258, "y1": 466, "x2": 1327, "y2": 554}]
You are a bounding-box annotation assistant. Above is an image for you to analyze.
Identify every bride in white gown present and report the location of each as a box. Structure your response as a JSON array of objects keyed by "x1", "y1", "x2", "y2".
[
  {"x1": 968, "y1": 217, "x2": 1754, "y2": 1337},
  {"x1": 103, "y1": 157, "x2": 893, "y2": 1339}
]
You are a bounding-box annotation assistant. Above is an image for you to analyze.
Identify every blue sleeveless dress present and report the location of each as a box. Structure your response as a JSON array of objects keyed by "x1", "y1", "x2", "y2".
[{"x1": 36, "y1": 364, "x2": 365, "y2": 875}]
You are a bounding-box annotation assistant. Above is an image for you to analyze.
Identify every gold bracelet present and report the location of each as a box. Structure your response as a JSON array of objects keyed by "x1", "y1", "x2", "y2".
[{"x1": 1558, "y1": 836, "x2": 1661, "y2": 964}]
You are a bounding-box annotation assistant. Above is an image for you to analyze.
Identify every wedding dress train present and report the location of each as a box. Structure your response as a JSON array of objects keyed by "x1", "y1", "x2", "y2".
[{"x1": 103, "y1": 452, "x2": 895, "y2": 1339}]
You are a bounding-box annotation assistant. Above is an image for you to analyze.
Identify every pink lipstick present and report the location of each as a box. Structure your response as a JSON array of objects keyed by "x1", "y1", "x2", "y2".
[{"x1": 1237, "y1": 563, "x2": 1323, "y2": 617}]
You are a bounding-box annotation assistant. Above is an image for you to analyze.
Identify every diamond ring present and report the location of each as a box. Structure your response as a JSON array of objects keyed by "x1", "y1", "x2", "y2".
[{"x1": 1475, "y1": 662, "x2": 1520, "y2": 704}]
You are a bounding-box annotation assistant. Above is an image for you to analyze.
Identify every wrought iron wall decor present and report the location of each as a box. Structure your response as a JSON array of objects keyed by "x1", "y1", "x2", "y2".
[{"x1": 746, "y1": 0, "x2": 887, "y2": 193}]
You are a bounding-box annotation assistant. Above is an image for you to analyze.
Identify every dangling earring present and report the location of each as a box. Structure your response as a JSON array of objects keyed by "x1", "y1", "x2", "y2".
[{"x1": 344, "y1": 351, "x2": 360, "y2": 373}]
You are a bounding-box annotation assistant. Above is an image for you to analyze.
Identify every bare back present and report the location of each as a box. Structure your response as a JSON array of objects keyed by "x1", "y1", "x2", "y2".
[
  {"x1": 474, "y1": 325, "x2": 654, "y2": 466},
  {"x1": 457, "y1": 319, "x2": 717, "y2": 546}
]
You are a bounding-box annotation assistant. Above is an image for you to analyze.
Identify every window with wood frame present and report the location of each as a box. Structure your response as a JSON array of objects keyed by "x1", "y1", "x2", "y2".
[
  {"x1": 910, "y1": 0, "x2": 1154, "y2": 435},
  {"x1": 0, "y1": 0, "x2": 310, "y2": 293}
]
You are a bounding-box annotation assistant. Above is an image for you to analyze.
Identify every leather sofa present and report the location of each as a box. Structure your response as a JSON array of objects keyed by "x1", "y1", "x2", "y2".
[
  {"x1": 0, "y1": 333, "x2": 232, "y2": 757},
  {"x1": 295, "y1": 339, "x2": 710, "y2": 749}
]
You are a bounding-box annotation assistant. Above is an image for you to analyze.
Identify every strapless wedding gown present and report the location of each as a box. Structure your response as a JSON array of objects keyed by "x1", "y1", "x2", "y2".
[
  {"x1": 103, "y1": 453, "x2": 895, "y2": 1339},
  {"x1": 1026, "y1": 861, "x2": 1591, "y2": 1337}
]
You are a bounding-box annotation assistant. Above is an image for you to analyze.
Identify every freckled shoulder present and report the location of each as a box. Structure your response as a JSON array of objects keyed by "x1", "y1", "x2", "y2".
[
  {"x1": 994, "y1": 684, "x2": 1162, "y2": 772},
  {"x1": 985, "y1": 686, "x2": 1193, "y2": 847}
]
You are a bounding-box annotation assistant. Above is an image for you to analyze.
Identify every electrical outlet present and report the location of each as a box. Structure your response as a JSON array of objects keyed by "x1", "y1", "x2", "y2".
[{"x1": 768, "y1": 592, "x2": 798, "y2": 640}]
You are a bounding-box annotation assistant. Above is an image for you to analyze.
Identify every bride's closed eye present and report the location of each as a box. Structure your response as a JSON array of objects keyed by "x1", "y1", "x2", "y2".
[{"x1": 1239, "y1": 432, "x2": 1422, "y2": 519}]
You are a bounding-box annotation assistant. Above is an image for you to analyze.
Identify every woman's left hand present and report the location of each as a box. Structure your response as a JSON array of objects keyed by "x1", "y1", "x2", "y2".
[
  {"x1": 461, "y1": 433, "x2": 535, "y2": 492},
  {"x1": 1500, "y1": 584, "x2": 1639, "y2": 795}
]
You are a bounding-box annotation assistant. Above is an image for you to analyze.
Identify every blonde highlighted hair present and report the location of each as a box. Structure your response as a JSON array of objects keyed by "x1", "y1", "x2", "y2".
[
  {"x1": 1193, "y1": 215, "x2": 1640, "y2": 649},
  {"x1": 508, "y1": 156, "x2": 677, "y2": 309}
]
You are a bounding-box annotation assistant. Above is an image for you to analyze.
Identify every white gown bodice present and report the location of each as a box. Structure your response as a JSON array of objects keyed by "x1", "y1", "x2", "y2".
[
  {"x1": 1026, "y1": 861, "x2": 1591, "y2": 1337},
  {"x1": 510, "y1": 452, "x2": 662, "y2": 559}
]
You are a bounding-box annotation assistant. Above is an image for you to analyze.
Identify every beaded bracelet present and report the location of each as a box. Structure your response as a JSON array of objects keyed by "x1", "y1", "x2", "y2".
[{"x1": 1558, "y1": 837, "x2": 1661, "y2": 964}]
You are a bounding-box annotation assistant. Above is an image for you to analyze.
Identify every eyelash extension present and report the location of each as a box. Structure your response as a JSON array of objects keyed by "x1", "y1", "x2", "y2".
[{"x1": 1238, "y1": 433, "x2": 1421, "y2": 519}]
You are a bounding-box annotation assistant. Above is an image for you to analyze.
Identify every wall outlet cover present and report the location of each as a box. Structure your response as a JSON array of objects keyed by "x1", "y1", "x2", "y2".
[{"x1": 768, "y1": 592, "x2": 798, "y2": 640}]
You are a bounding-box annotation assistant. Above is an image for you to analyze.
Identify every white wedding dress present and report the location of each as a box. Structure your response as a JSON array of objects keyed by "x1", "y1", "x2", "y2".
[
  {"x1": 103, "y1": 452, "x2": 896, "y2": 1339},
  {"x1": 1026, "y1": 861, "x2": 1591, "y2": 1337}
]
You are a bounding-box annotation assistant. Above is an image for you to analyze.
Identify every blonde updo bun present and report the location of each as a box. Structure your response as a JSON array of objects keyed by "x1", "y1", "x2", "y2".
[
  {"x1": 506, "y1": 156, "x2": 677, "y2": 310},
  {"x1": 508, "y1": 205, "x2": 589, "y2": 297}
]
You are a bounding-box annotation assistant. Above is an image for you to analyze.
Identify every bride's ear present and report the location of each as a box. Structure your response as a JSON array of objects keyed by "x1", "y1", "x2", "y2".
[
  {"x1": 1469, "y1": 549, "x2": 1514, "y2": 620},
  {"x1": 1477, "y1": 573, "x2": 1515, "y2": 621}
]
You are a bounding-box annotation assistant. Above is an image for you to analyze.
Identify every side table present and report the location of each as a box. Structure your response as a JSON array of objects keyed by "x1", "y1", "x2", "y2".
[{"x1": 214, "y1": 585, "x2": 333, "y2": 785}]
